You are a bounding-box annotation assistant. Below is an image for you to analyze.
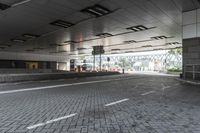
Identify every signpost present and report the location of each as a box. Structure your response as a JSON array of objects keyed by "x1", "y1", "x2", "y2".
[
  {"x1": 92, "y1": 46, "x2": 105, "y2": 71},
  {"x1": 107, "y1": 57, "x2": 110, "y2": 71}
]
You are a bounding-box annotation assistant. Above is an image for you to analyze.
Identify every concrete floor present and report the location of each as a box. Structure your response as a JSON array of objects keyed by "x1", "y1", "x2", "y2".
[{"x1": 0, "y1": 74, "x2": 200, "y2": 133}]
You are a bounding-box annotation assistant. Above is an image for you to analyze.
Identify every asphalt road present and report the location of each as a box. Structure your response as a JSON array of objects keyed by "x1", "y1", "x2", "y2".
[{"x1": 0, "y1": 74, "x2": 200, "y2": 133}]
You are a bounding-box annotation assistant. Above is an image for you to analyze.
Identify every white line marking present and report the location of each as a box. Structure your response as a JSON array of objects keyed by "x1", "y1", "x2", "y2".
[
  {"x1": 0, "y1": 78, "x2": 133, "y2": 95},
  {"x1": 27, "y1": 113, "x2": 77, "y2": 130},
  {"x1": 105, "y1": 98, "x2": 129, "y2": 107},
  {"x1": 141, "y1": 91, "x2": 155, "y2": 96}
]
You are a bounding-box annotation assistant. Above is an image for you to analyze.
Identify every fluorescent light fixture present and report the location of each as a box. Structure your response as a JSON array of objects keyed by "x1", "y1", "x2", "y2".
[
  {"x1": 124, "y1": 40, "x2": 137, "y2": 44},
  {"x1": 11, "y1": 39, "x2": 26, "y2": 43},
  {"x1": 153, "y1": 48, "x2": 163, "y2": 51},
  {"x1": 151, "y1": 36, "x2": 168, "y2": 40},
  {"x1": 23, "y1": 33, "x2": 40, "y2": 39},
  {"x1": 81, "y1": 4, "x2": 111, "y2": 17},
  {"x1": 166, "y1": 42, "x2": 180, "y2": 45},
  {"x1": 50, "y1": 20, "x2": 74, "y2": 28},
  {"x1": 111, "y1": 49, "x2": 120, "y2": 51},
  {"x1": 12, "y1": 0, "x2": 31, "y2": 7},
  {"x1": 127, "y1": 25, "x2": 148, "y2": 32},
  {"x1": 96, "y1": 33, "x2": 113, "y2": 38},
  {"x1": 142, "y1": 45, "x2": 152, "y2": 47},
  {"x1": 63, "y1": 40, "x2": 77, "y2": 44},
  {"x1": 0, "y1": 2, "x2": 11, "y2": 10}
]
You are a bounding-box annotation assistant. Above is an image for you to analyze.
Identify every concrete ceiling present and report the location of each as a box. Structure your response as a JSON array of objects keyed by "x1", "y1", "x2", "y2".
[{"x1": 0, "y1": 0, "x2": 199, "y2": 57}]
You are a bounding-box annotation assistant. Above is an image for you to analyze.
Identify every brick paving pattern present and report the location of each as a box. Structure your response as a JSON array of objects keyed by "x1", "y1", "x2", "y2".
[{"x1": 0, "y1": 74, "x2": 200, "y2": 133}]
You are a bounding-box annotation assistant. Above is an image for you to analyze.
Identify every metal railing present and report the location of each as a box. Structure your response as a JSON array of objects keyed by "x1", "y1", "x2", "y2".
[{"x1": 184, "y1": 64, "x2": 200, "y2": 80}]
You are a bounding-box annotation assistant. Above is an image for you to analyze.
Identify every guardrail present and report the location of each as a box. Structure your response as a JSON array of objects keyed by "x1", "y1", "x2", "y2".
[{"x1": 184, "y1": 64, "x2": 200, "y2": 80}]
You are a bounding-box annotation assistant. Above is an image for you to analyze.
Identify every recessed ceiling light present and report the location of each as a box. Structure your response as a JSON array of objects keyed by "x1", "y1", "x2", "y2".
[
  {"x1": 11, "y1": 39, "x2": 26, "y2": 43},
  {"x1": 153, "y1": 48, "x2": 163, "y2": 51},
  {"x1": 142, "y1": 45, "x2": 152, "y2": 47},
  {"x1": 151, "y1": 36, "x2": 168, "y2": 40},
  {"x1": 12, "y1": 0, "x2": 32, "y2": 7},
  {"x1": 124, "y1": 40, "x2": 137, "y2": 44},
  {"x1": 96, "y1": 33, "x2": 113, "y2": 38},
  {"x1": 50, "y1": 20, "x2": 74, "y2": 28},
  {"x1": 0, "y1": 2, "x2": 11, "y2": 10},
  {"x1": 126, "y1": 25, "x2": 149, "y2": 32},
  {"x1": 166, "y1": 42, "x2": 180, "y2": 45},
  {"x1": 23, "y1": 33, "x2": 40, "y2": 39},
  {"x1": 111, "y1": 49, "x2": 120, "y2": 51},
  {"x1": 81, "y1": 4, "x2": 111, "y2": 17},
  {"x1": 63, "y1": 41, "x2": 77, "y2": 44}
]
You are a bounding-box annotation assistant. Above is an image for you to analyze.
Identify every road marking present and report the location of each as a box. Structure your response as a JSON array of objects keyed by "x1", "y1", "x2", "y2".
[
  {"x1": 105, "y1": 98, "x2": 129, "y2": 107},
  {"x1": 27, "y1": 113, "x2": 77, "y2": 130},
  {"x1": 0, "y1": 77, "x2": 134, "y2": 95},
  {"x1": 141, "y1": 91, "x2": 155, "y2": 96}
]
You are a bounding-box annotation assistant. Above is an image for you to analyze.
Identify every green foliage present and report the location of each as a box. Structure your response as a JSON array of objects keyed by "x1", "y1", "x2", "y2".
[
  {"x1": 118, "y1": 57, "x2": 130, "y2": 68},
  {"x1": 167, "y1": 68, "x2": 182, "y2": 72},
  {"x1": 168, "y1": 48, "x2": 182, "y2": 55}
]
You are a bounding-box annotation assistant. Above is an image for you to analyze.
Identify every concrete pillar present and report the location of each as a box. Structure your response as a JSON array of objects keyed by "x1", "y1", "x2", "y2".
[{"x1": 182, "y1": 9, "x2": 200, "y2": 80}]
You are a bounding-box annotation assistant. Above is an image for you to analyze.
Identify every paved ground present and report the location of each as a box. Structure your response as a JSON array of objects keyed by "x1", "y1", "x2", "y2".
[{"x1": 0, "y1": 74, "x2": 200, "y2": 133}]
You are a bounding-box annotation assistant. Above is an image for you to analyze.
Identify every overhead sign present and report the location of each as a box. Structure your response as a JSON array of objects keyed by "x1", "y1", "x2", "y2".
[{"x1": 92, "y1": 46, "x2": 105, "y2": 55}]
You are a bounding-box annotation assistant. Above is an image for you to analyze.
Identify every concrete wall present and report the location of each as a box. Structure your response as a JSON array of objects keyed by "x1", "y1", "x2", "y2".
[
  {"x1": 183, "y1": 9, "x2": 200, "y2": 39},
  {"x1": 183, "y1": 9, "x2": 200, "y2": 80},
  {"x1": 0, "y1": 72, "x2": 120, "y2": 83},
  {"x1": 0, "y1": 51, "x2": 68, "y2": 62}
]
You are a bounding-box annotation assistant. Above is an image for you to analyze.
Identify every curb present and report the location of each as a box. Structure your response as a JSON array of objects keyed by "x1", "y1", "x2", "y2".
[{"x1": 176, "y1": 78, "x2": 200, "y2": 85}]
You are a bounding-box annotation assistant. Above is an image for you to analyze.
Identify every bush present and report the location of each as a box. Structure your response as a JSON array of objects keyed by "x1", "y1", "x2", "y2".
[{"x1": 167, "y1": 68, "x2": 182, "y2": 72}]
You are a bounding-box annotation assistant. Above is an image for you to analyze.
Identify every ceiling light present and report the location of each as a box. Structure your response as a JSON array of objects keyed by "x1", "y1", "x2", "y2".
[
  {"x1": 23, "y1": 33, "x2": 40, "y2": 38},
  {"x1": 151, "y1": 36, "x2": 168, "y2": 40},
  {"x1": 153, "y1": 48, "x2": 163, "y2": 51},
  {"x1": 96, "y1": 33, "x2": 113, "y2": 38},
  {"x1": 127, "y1": 25, "x2": 149, "y2": 32},
  {"x1": 63, "y1": 40, "x2": 77, "y2": 44},
  {"x1": 166, "y1": 42, "x2": 180, "y2": 45},
  {"x1": 142, "y1": 45, "x2": 152, "y2": 47},
  {"x1": 81, "y1": 4, "x2": 111, "y2": 17},
  {"x1": 12, "y1": 0, "x2": 31, "y2": 7},
  {"x1": 0, "y1": 2, "x2": 10, "y2": 10},
  {"x1": 11, "y1": 39, "x2": 26, "y2": 43},
  {"x1": 124, "y1": 40, "x2": 137, "y2": 44},
  {"x1": 50, "y1": 20, "x2": 74, "y2": 28},
  {"x1": 111, "y1": 49, "x2": 120, "y2": 51}
]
